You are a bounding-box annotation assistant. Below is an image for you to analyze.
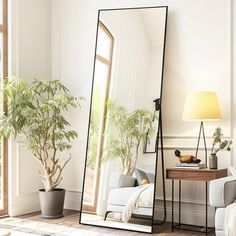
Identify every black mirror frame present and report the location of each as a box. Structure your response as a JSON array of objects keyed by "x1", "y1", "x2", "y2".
[{"x1": 79, "y1": 5, "x2": 168, "y2": 234}]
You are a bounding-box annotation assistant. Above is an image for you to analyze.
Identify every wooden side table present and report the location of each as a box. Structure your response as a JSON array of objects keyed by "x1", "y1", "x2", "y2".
[{"x1": 166, "y1": 168, "x2": 227, "y2": 235}]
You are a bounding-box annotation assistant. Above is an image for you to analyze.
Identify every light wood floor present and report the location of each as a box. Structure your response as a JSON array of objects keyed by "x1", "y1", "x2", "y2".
[{"x1": 16, "y1": 210, "x2": 215, "y2": 236}]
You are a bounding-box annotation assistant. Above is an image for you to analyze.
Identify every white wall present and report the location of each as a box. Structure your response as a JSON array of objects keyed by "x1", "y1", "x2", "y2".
[
  {"x1": 8, "y1": 0, "x2": 51, "y2": 215},
  {"x1": 9, "y1": 0, "x2": 236, "y2": 227},
  {"x1": 101, "y1": 10, "x2": 150, "y2": 111}
]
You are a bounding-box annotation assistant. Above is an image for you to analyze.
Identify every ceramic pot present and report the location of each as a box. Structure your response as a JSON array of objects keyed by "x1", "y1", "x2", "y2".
[
  {"x1": 209, "y1": 154, "x2": 218, "y2": 169},
  {"x1": 39, "y1": 188, "x2": 65, "y2": 219}
]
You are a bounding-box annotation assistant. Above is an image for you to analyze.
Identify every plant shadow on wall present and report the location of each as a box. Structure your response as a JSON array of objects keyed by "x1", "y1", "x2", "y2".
[
  {"x1": 87, "y1": 99, "x2": 158, "y2": 176},
  {"x1": 0, "y1": 76, "x2": 84, "y2": 218}
]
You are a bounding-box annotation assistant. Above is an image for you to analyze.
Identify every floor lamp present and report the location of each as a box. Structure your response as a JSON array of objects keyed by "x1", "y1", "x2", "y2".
[{"x1": 182, "y1": 91, "x2": 221, "y2": 167}]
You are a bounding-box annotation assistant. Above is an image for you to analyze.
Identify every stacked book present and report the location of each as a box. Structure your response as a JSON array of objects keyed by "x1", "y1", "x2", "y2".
[{"x1": 175, "y1": 163, "x2": 206, "y2": 169}]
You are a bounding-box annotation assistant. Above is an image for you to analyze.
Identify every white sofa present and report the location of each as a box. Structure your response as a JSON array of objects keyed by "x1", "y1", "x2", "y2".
[
  {"x1": 209, "y1": 176, "x2": 236, "y2": 236},
  {"x1": 104, "y1": 172, "x2": 154, "y2": 220}
]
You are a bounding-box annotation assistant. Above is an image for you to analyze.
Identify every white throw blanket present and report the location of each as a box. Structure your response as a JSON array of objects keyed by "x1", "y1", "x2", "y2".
[
  {"x1": 224, "y1": 202, "x2": 236, "y2": 236},
  {"x1": 122, "y1": 183, "x2": 154, "y2": 223}
]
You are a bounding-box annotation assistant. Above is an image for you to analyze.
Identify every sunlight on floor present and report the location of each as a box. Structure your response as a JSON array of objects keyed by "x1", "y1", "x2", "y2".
[{"x1": 81, "y1": 213, "x2": 152, "y2": 233}]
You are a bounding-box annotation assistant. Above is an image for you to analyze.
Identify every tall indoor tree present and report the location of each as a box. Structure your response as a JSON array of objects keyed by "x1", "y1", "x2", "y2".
[{"x1": 0, "y1": 76, "x2": 83, "y2": 218}]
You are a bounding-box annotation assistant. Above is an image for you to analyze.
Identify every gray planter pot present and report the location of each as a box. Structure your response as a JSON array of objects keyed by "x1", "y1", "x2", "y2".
[
  {"x1": 209, "y1": 154, "x2": 218, "y2": 169},
  {"x1": 39, "y1": 188, "x2": 65, "y2": 219}
]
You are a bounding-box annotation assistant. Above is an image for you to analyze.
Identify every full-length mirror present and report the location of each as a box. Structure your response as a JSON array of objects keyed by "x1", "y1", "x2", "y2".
[{"x1": 80, "y1": 6, "x2": 168, "y2": 233}]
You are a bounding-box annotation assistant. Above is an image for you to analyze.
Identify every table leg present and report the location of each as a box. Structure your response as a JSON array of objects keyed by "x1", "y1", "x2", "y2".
[
  {"x1": 172, "y1": 179, "x2": 174, "y2": 231},
  {"x1": 179, "y1": 180, "x2": 181, "y2": 227},
  {"x1": 205, "y1": 181, "x2": 208, "y2": 236}
]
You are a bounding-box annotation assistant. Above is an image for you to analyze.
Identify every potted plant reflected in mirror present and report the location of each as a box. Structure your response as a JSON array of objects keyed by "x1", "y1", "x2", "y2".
[
  {"x1": 101, "y1": 100, "x2": 157, "y2": 176},
  {"x1": 210, "y1": 127, "x2": 232, "y2": 169},
  {"x1": 0, "y1": 77, "x2": 83, "y2": 218}
]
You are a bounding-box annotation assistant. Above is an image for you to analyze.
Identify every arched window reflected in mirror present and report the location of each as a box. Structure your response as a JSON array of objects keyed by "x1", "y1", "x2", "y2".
[{"x1": 83, "y1": 23, "x2": 114, "y2": 212}]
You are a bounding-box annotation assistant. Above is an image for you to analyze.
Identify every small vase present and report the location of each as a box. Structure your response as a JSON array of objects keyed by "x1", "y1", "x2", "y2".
[{"x1": 209, "y1": 154, "x2": 218, "y2": 169}]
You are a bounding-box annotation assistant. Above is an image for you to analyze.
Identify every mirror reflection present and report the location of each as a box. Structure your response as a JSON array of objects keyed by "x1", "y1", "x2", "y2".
[{"x1": 80, "y1": 6, "x2": 168, "y2": 233}]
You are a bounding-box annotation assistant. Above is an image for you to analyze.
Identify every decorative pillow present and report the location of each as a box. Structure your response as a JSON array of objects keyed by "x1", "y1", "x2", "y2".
[
  {"x1": 140, "y1": 179, "x2": 149, "y2": 185},
  {"x1": 110, "y1": 173, "x2": 136, "y2": 188},
  {"x1": 134, "y1": 168, "x2": 150, "y2": 185},
  {"x1": 230, "y1": 166, "x2": 236, "y2": 177},
  {"x1": 118, "y1": 175, "x2": 135, "y2": 188}
]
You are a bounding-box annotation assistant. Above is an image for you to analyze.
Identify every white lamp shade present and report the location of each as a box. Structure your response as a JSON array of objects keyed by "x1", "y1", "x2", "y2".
[{"x1": 182, "y1": 91, "x2": 221, "y2": 121}]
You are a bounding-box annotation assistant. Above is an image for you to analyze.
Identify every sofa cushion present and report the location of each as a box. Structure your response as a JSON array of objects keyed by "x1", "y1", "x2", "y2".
[
  {"x1": 209, "y1": 176, "x2": 236, "y2": 207},
  {"x1": 135, "y1": 168, "x2": 149, "y2": 185},
  {"x1": 215, "y1": 208, "x2": 225, "y2": 231},
  {"x1": 108, "y1": 187, "x2": 136, "y2": 206},
  {"x1": 110, "y1": 173, "x2": 135, "y2": 189},
  {"x1": 119, "y1": 175, "x2": 135, "y2": 188},
  {"x1": 224, "y1": 203, "x2": 236, "y2": 235}
]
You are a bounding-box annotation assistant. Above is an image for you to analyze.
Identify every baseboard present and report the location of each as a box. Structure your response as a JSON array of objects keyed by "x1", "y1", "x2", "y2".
[
  {"x1": 154, "y1": 199, "x2": 215, "y2": 227},
  {"x1": 9, "y1": 190, "x2": 216, "y2": 227},
  {"x1": 9, "y1": 192, "x2": 41, "y2": 217},
  {"x1": 64, "y1": 190, "x2": 82, "y2": 211}
]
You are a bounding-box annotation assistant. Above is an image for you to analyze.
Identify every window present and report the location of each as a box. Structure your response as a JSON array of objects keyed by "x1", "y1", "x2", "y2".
[
  {"x1": 0, "y1": 0, "x2": 7, "y2": 216},
  {"x1": 83, "y1": 22, "x2": 113, "y2": 212}
]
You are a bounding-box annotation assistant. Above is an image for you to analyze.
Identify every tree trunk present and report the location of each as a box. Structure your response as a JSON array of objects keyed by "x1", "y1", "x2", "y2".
[
  {"x1": 42, "y1": 174, "x2": 53, "y2": 192},
  {"x1": 121, "y1": 161, "x2": 134, "y2": 176}
]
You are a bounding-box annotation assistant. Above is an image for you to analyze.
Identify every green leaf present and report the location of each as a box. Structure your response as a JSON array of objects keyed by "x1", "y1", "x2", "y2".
[{"x1": 0, "y1": 76, "x2": 85, "y2": 190}]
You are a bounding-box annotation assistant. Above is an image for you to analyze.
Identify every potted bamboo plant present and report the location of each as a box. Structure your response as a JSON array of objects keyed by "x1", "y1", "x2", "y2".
[{"x1": 0, "y1": 77, "x2": 83, "y2": 218}]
